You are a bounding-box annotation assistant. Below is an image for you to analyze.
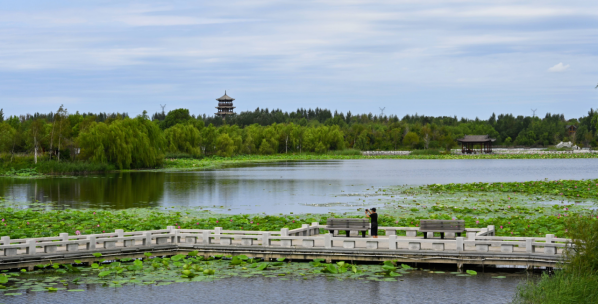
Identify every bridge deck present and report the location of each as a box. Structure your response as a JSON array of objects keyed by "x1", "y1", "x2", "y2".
[{"x1": 0, "y1": 224, "x2": 568, "y2": 270}]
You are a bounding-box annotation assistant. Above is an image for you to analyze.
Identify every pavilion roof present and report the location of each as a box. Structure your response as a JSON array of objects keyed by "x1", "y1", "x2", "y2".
[
  {"x1": 216, "y1": 91, "x2": 235, "y2": 101},
  {"x1": 457, "y1": 135, "x2": 496, "y2": 143}
]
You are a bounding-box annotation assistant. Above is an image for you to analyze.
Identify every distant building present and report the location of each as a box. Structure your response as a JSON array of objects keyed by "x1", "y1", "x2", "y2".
[
  {"x1": 565, "y1": 125, "x2": 577, "y2": 137},
  {"x1": 215, "y1": 91, "x2": 236, "y2": 118}
]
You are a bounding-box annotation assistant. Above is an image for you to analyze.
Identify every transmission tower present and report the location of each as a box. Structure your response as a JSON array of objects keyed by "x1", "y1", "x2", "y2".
[
  {"x1": 379, "y1": 107, "x2": 386, "y2": 116},
  {"x1": 531, "y1": 109, "x2": 537, "y2": 117}
]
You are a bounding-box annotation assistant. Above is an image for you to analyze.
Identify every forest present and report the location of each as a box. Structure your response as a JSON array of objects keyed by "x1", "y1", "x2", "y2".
[{"x1": 0, "y1": 106, "x2": 597, "y2": 169}]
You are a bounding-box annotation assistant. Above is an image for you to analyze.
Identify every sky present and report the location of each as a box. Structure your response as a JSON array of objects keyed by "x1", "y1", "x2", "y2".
[{"x1": 1, "y1": 0, "x2": 597, "y2": 120}]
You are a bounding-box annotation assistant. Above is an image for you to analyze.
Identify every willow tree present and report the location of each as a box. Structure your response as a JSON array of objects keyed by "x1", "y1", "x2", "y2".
[
  {"x1": 215, "y1": 133, "x2": 235, "y2": 157},
  {"x1": 164, "y1": 123, "x2": 202, "y2": 156},
  {"x1": 78, "y1": 116, "x2": 166, "y2": 169}
]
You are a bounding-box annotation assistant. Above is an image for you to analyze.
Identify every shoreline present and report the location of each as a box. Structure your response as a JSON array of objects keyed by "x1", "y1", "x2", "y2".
[{"x1": 2, "y1": 152, "x2": 598, "y2": 178}]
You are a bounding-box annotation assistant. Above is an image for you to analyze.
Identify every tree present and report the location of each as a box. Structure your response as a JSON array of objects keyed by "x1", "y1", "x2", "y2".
[
  {"x1": 78, "y1": 117, "x2": 165, "y2": 169},
  {"x1": 290, "y1": 124, "x2": 305, "y2": 153},
  {"x1": 0, "y1": 123, "x2": 16, "y2": 155},
  {"x1": 199, "y1": 124, "x2": 217, "y2": 155},
  {"x1": 278, "y1": 124, "x2": 293, "y2": 153},
  {"x1": 164, "y1": 123, "x2": 202, "y2": 156},
  {"x1": 160, "y1": 108, "x2": 192, "y2": 130},
  {"x1": 215, "y1": 133, "x2": 235, "y2": 157},
  {"x1": 353, "y1": 130, "x2": 369, "y2": 151},
  {"x1": 28, "y1": 119, "x2": 46, "y2": 164},
  {"x1": 420, "y1": 124, "x2": 433, "y2": 149},
  {"x1": 403, "y1": 131, "x2": 419, "y2": 148},
  {"x1": 259, "y1": 139, "x2": 274, "y2": 154}
]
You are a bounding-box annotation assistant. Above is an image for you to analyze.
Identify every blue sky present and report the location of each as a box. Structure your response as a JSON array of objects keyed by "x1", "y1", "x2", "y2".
[{"x1": 1, "y1": 0, "x2": 597, "y2": 119}]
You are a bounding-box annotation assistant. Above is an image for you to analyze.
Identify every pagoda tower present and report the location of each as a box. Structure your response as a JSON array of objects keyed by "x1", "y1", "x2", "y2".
[{"x1": 215, "y1": 91, "x2": 236, "y2": 118}]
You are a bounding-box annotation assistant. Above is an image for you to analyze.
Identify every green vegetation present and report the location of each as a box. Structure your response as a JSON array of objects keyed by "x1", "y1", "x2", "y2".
[
  {"x1": 2, "y1": 177, "x2": 597, "y2": 239},
  {"x1": 0, "y1": 255, "x2": 494, "y2": 296},
  {"x1": 2, "y1": 105, "x2": 598, "y2": 172},
  {"x1": 513, "y1": 218, "x2": 598, "y2": 304},
  {"x1": 0, "y1": 158, "x2": 115, "y2": 175},
  {"x1": 160, "y1": 152, "x2": 598, "y2": 172},
  {"x1": 422, "y1": 179, "x2": 598, "y2": 200}
]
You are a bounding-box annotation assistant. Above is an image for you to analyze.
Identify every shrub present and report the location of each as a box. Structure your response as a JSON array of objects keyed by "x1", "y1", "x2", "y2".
[{"x1": 513, "y1": 218, "x2": 598, "y2": 304}]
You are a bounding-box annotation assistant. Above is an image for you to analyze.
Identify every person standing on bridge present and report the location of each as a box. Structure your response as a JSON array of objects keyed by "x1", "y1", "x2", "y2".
[{"x1": 366, "y1": 208, "x2": 378, "y2": 238}]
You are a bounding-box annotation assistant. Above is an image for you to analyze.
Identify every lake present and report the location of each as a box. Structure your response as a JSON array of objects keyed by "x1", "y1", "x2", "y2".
[
  {"x1": 1, "y1": 159, "x2": 598, "y2": 214},
  {"x1": 0, "y1": 271, "x2": 525, "y2": 304}
]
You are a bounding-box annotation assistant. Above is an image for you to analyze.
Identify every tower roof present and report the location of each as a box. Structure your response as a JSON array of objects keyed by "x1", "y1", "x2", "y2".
[{"x1": 216, "y1": 91, "x2": 235, "y2": 101}]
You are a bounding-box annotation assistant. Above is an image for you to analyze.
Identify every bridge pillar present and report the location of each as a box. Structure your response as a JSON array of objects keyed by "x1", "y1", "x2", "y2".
[
  {"x1": 143, "y1": 232, "x2": 152, "y2": 246},
  {"x1": 26, "y1": 240, "x2": 36, "y2": 255},
  {"x1": 324, "y1": 234, "x2": 332, "y2": 249},
  {"x1": 525, "y1": 238, "x2": 534, "y2": 253},
  {"x1": 388, "y1": 235, "x2": 397, "y2": 250},
  {"x1": 262, "y1": 233, "x2": 271, "y2": 247},
  {"x1": 87, "y1": 236, "x2": 96, "y2": 250},
  {"x1": 1, "y1": 236, "x2": 10, "y2": 245},
  {"x1": 456, "y1": 237, "x2": 464, "y2": 252}
]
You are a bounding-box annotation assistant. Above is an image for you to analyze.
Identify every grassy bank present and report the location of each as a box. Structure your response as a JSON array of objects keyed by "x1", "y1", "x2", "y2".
[
  {"x1": 0, "y1": 155, "x2": 115, "y2": 176},
  {"x1": 513, "y1": 218, "x2": 598, "y2": 304},
  {"x1": 3, "y1": 151, "x2": 598, "y2": 176},
  {"x1": 162, "y1": 152, "x2": 598, "y2": 171}
]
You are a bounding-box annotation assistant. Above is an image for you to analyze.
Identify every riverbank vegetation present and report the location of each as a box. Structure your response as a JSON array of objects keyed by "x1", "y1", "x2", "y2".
[
  {"x1": 513, "y1": 218, "x2": 598, "y2": 304},
  {"x1": 1, "y1": 106, "x2": 598, "y2": 172},
  {"x1": 161, "y1": 152, "x2": 598, "y2": 171}
]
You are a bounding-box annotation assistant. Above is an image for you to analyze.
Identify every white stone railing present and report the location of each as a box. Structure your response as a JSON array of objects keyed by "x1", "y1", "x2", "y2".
[{"x1": 0, "y1": 224, "x2": 571, "y2": 258}]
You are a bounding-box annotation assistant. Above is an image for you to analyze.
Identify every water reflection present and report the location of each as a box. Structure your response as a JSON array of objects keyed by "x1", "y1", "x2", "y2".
[
  {"x1": 0, "y1": 273, "x2": 523, "y2": 304},
  {"x1": 1, "y1": 159, "x2": 598, "y2": 212},
  {"x1": 0, "y1": 173, "x2": 165, "y2": 209}
]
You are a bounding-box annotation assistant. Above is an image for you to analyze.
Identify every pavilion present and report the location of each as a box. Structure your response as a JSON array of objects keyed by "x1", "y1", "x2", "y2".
[{"x1": 457, "y1": 135, "x2": 496, "y2": 154}]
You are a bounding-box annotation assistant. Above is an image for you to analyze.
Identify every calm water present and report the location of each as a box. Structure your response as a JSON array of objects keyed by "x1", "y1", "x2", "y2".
[
  {"x1": 2, "y1": 159, "x2": 598, "y2": 213},
  {"x1": 0, "y1": 273, "x2": 524, "y2": 304}
]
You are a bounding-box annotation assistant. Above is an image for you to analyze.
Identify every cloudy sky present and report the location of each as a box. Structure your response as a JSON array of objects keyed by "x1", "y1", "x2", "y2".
[{"x1": 1, "y1": 0, "x2": 597, "y2": 119}]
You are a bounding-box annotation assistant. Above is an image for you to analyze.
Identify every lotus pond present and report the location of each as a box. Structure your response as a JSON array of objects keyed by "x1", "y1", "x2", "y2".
[
  {"x1": 0, "y1": 252, "x2": 525, "y2": 303},
  {"x1": 2, "y1": 159, "x2": 596, "y2": 302},
  {"x1": 1, "y1": 173, "x2": 597, "y2": 239}
]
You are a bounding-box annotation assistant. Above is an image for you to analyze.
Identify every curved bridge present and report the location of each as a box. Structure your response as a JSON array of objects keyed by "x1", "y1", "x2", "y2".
[{"x1": 0, "y1": 224, "x2": 567, "y2": 271}]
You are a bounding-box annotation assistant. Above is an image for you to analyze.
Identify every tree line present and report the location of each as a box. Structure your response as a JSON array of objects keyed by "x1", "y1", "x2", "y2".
[{"x1": 0, "y1": 106, "x2": 596, "y2": 169}]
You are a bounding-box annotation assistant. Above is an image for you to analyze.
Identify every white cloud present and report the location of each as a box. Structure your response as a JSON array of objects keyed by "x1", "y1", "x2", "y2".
[{"x1": 548, "y1": 62, "x2": 570, "y2": 72}]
